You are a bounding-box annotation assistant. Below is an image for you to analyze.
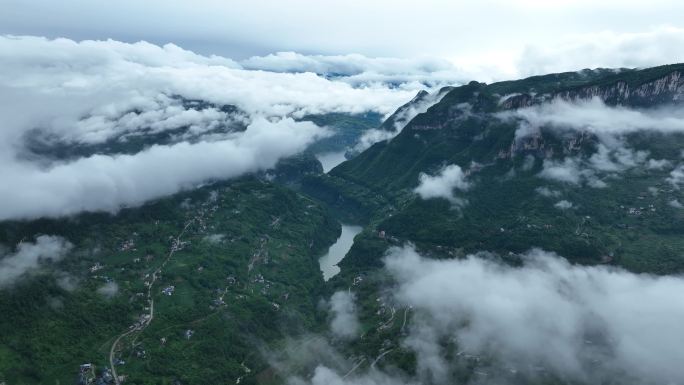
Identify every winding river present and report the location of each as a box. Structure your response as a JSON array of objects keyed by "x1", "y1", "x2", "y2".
[{"x1": 319, "y1": 224, "x2": 362, "y2": 281}]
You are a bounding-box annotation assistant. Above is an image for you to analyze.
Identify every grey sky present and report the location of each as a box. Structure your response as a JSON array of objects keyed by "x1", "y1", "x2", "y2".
[{"x1": 3, "y1": 0, "x2": 684, "y2": 69}]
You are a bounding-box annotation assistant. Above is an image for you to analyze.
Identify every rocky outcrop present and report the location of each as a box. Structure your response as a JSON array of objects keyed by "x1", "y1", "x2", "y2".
[
  {"x1": 555, "y1": 71, "x2": 683, "y2": 106},
  {"x1": 499, "y1": 70, "x2": 684, "y2": 110},
  {"x1": 499, "y1": 93, "x2": 536, "y2": 109},
  {"x1": 499, "y1": 131, "x2": 593, "y2": 160}
]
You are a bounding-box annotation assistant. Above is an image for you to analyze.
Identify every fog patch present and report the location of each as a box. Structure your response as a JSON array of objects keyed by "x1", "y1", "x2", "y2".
[
  {"x1": 0, "y1": 117, "x2": 327, "y2": 220},
  {"x1": 0, "y1": 35, "x2": 438, "y2": 220},
  {"x1": 666, "y1": 164, "x2": 684, "y2": 189},
  {"x1": 506, "y1": 99, "x2": 684, "y2": 188},
  {"x1": 383, "y1": 245, "x2": 684, "y2": 384},
  {"x1": 511, "y1": 98, "x2": 684, "y2": 137},
  {"x1": 241, "y1": 52, "x2": 464, "y2": 88},
  {"x1": 204, "y1": 234, "x2": 226, "y2": 244},
  {"x1": 97, "y1": 281, "x2": 119, "y2": 299},
  {"x1": 414, "y1": 164, "x2": 471, "y2": 206},
  {"x1": 56, "y1": 272, "x2": 79, "y2": 292},
  {"x1": 647, "y1": 158, "x2": 672, "y2": 170},
  {"x1": 329, "y1": 291, "x2": 360, "y2": 339},
  {"x1": 0, "y1": 235, "x2": 73, "y2": 287},
  {"x1": 535, "y1": 186, "x2": 561, "y2": 198},
  {"x1": 538, "y1": 158, "x2": 607, "y2": 188},
  {"x1": 521, "y1": 154, "x2": 536, "y2": 171}
]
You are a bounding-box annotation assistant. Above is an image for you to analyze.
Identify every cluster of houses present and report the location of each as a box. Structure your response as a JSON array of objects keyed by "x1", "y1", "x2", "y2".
[
  {"x1": 622, "y1": 204, "x2": 656, "y2": 216},
  {"x1": 162, "y1": 285, "x2": 175, "y2": 296},
  {"x1": 377, "y1": 230, "x2": 399, "y2": 243},
  {"x1": 89, "y1": 263, "x2": 104, "y2": 273},
  {"x1": 352, "y1": 275, "x2": 363, "y2": 286},
  {"x1": 118, "y1": 239, "x2": 136, "y2": 252},
  {"x1": 129, "y1": 314, "x2": 151, "y2": 331},
  {"x1": 211, "y1": 288, "x2": 229, "y2": 308},
  {"x1": 252, "y1": 274, "x2": 266, "y2": 284},
  {"x1": 76, "y1": 364, "x2": 118, "y2": 385},
  {"x1": 170, "y1": 238, "x2": 190, "y2": 252}
]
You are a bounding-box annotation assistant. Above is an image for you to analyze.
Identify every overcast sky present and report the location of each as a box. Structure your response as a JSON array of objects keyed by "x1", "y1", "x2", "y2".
[{"x1": 3, "y1": 0, "x2": 684, "y2": 78}]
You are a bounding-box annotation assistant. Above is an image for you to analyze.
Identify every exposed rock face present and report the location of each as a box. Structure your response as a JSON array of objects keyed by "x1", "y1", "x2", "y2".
[
  {"x1": 555, "y1": 71, "x2": 683, "y2": 106},
  {"x1": 496, "y1": 70, "x2": 683, "y2": 159},
  {"x1": 500, "y1": 70, "x2": 684, "y2": 109},
  {"x1": 499, "y1": 93, "x2": 536, "y2": 109},
  {"x1": 500, "y1": 129, "x2": 594, "y2": 160}
]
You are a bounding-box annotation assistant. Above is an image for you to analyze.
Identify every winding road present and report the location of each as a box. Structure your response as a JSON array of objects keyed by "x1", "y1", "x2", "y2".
[{"x1": 109, "y1": 219, "x2": 195, "y2": 384}]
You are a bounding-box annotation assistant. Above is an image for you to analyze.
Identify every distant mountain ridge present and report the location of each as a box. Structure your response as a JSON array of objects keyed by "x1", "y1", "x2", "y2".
[{"x1": 303, "y1": 63, "x2": 684, "y2": 274}]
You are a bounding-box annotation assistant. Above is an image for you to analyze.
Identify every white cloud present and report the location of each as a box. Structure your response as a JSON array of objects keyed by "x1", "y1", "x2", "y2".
[
  {"x1": 414, "y1": 164, "x2": 471, "y2": 205},
  {"x1": 288, "y1": 245, "x2": 684, "y2": 385},
  {"x1": 508, "y1": 99, "x2": 684, "y2": 187},
  {"x1": 589, "y1": 144, "x2": 649, "y2": 173},
  {"x1": 0, "y1": 36, "x2": 440, "y2": 220},
  {"x1": 241, "y1": 52, "x2": 465, "y2": 87},
  {"x1": 666, "y1": 164, "x2": 684, "y2": 189},
  {"x1": 97, "y1": 281, "x2": 119, "y2": 298},
  {"x1": 535, "y1": 186, "x2": 561, "y2": 198},
  {"x1": 554, "y1": 200, "x2": 573, "y2": 210},
  {"x1": 669, "y1": 199, "x2": 683, "y2": 208},
  {"x1": 0, "y1": 235, "x2": 73, "y2": 287},
  {"x1": 204, "y1": 234, "x2": 226, "y2": 244},
  {"x1": 4, "y1": 2, "x2": 684, "y2": 81},
  {"x1": 538, "y1": 158, "x2": 606, "y2": 188},
  {"x1": 511, "y1": 99, "x2": 684, "y2": 138},
  {"x1": 56, "y1": 272, "x2": 79, "y2": 292},
  {"x1": 0, "y1": 36, "x2": 421, "y2": 140},
  {"x1": 329, "y1": 291, "x2": 360, "y2": 339},
  {"x1": 647, "y1": 158, "x2": 673, "y2": 170},
  {"x1": 518, "y1": 26, "x2": 684, "y2": 76},
  {"x1": 382, "y1": 245, "x2": 684, "y2": 384},
  {"x1": 0, "y1": 117, "x2": 326, "y2": 220},
  {"x1": 289, "y1": 365, "x2": 411, "y2": 385}
]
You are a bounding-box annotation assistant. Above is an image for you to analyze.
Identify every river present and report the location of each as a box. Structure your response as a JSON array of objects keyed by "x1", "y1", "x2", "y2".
[
  {"x1": 316, "y1": 151, "x2": 348, "y2": 173},
  {"x1": 319, "y1": 224, "x2": 362, "y2": 281}
]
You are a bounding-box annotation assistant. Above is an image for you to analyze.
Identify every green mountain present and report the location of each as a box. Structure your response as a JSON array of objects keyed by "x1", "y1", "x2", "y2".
[
  {"x1": 304, "y1": 64, "x2": 684, "y2": 274},
  {"x1": 293, "y1": 64, "x2": 684, "y2": 385},
  {"x1": 0, "y1": 178, "x2": 339, "y2": 385},
  {"x1": 2, "y1": 64, "x2": 684, "y2": 385}
]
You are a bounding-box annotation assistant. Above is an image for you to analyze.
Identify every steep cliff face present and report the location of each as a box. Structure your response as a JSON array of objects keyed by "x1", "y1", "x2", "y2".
[
  {"x1": 500, "y1": 68, "x2": 684, "y2": 109},
  {"x1": 498, "y1": 129, "x2": 594, "y2": 160},
  {"x1": 556, "y1": 70, "x2": 683, "y2": 106},
  {"x1": 474, "y1": 66, "x2": 684, "y2": 160}
]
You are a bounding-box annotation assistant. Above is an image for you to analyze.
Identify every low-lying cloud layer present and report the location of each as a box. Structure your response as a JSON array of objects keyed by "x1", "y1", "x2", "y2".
[
  {"x1": 0, "y1": 235, "x2": 73, "y2": 287},
  {"x1": 385, "y1": 246, "x2": 684, "y2": 384},
  {"x1": 328, "y1": 291, "x2": 360, "y2": 339},
  {"x1": 241, "y1": 52, "x2": 466, "y2": 87},
  {"x1": 296, "y1": 246, "x2": 684, "y2": 385},
  {"x1": 0, "y1": 35, "x2": 447, "y2": 220},
  {"x1": 512, "y1": 98, "x2": 684, "y2": 137},
  {"x1": 0, "y1": 118, "x2": 325, "y2": 220}
]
